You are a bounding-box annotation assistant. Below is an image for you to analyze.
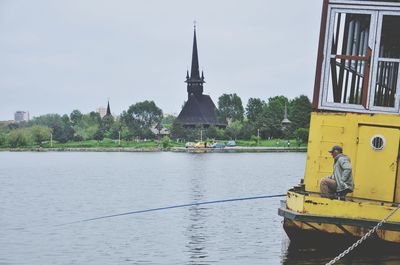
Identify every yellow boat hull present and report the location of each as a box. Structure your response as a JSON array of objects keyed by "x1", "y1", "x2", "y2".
[{"x1": 279, "y1": 191, "x2": 400, "y2": 246}]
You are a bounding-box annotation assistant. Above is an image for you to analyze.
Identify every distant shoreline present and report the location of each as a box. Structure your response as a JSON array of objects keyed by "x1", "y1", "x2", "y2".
[{"x1": 0, "y1": 146, "x2": 307, "y2": 153}]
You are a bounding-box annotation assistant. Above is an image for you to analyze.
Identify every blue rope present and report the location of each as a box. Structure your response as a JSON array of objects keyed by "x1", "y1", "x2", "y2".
[{"x1": 56, "y1": 194, "x2": 286, "y2": 226}]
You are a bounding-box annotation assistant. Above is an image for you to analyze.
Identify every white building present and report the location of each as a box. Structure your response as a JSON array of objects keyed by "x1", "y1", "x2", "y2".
[
  {"x1": 14, "y1": 111, "x2": 30, "y2": 123},
  {"x1": 96, "y1": 106, "x2": 107, "y2": 118}
]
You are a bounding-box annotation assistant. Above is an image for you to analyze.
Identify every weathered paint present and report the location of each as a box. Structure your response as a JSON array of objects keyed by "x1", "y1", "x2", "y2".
[
  {"x1": 304, "y1": 112, "x2": 400, "y2": 203},
  {"x1": 283, "y1": 191, "x2": 400, "y2": 243},
  {"x1": 286, "y1": 191, "x2": 400, "y2": 223},
  {"x1": 284, "y1": 218, "x2": 400, "y2": 244},
  {"x1": 396, "y1": 160, "x2": 400, "y2": 203}
]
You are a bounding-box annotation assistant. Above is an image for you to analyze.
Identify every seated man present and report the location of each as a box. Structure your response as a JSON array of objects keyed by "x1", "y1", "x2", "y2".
[{"x1": 320, "y1": 145, "x2": 354, "y2": 198}]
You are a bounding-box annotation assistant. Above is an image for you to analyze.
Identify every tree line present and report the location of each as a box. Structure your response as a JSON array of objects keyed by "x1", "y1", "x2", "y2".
[{"x1": 0, "y1": 94, "x2": 312, "y2": 147}]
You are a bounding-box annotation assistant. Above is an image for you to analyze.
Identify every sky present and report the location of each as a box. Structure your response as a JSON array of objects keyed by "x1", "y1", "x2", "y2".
[{"x1": 0, "y1": 0, "x2": 323, "y2": 120}]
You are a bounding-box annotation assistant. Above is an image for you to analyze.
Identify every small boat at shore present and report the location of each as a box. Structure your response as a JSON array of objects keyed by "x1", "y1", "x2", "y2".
[{"x1": 279, "y1": 0, "x2": 400, "y2": 247}]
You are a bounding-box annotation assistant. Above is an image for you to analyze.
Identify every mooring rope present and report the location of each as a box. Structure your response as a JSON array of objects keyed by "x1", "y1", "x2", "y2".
[
  {"x1": 56, "y1": 193, "x2": 286, "y2": 227},
  {"x1": 325, "y1": 204, "x2": 400, "y2": 265}
]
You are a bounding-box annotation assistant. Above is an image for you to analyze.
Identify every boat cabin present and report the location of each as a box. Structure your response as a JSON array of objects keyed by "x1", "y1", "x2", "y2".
[
  {"x1": 314, "y1": 0, "x2": 400, "y2": 114},
  {"x1": 279, "y1": 0, "x2": 400, "y2": 247},
  {"x1": 305, "y1": 0, "x2": 400, "y2": 203}
]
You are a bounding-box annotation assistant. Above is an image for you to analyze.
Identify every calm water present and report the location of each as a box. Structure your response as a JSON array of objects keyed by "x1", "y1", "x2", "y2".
[{"x1": 0, "y1": 152, "x2": 399, "y2": 265}]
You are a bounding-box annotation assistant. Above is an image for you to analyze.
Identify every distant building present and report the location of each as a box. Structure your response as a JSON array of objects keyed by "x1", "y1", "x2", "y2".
[
  {"x1": 96, "y1": 106, "x2": 107, "y2": 118},
  {"x1": 150, "y1": 123, "x2": 170, "y2": 137},
  {"x1": 14, "y1": 111, "x2": 30, "y2": 123},
  {"x1": 176, "y1": 26, "x2": 227, "y2": 128},
  {"x1": 0, "y1": 120, "x2": 14, "y2": 126},
  {"x1": 97, "y1": 100, "x2": 112, "y2": 118}
]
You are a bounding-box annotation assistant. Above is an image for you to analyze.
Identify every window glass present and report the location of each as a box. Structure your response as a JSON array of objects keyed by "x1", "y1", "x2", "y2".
[
  {"x1": 327, "y1": 13, "x2": 371, "y2": 105},
  {"x1": 379, "y1": 16, "x2": 400, "y2": 59},
  {"x1": 373, "y1": 15, "x2": 400, "y2": 108}
]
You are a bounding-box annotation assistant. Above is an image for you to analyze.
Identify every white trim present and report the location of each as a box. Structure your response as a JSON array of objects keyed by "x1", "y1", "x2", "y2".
[
  {"x1": 320, "y1": 8, "x2": 377, "y2": 111},
  {"x1": 370, "y1": 134, "x2": 386, "y2": 151},
  {"x1": 330, "y1": 0, "x2": 400, "y2": 9},
  {"x1": 318, "y1": 105, "x2": 398, "y2": 114},
  {"x1": 369, "y1": 11, "x2": 400, "y2": 113},
  {"x1": 319, "y1": 5, "x2": 400, "y2": 114}
]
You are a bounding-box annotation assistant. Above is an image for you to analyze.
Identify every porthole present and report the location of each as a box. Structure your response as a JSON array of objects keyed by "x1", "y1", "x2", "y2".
[{"x1": 370, "y1": 135, "x2": 385, "y2": 151}]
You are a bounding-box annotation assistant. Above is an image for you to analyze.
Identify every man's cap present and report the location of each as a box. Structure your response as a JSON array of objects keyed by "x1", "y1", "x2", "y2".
[{"x1": 329, "y1": 145, "x2": 343, "y2": 153}]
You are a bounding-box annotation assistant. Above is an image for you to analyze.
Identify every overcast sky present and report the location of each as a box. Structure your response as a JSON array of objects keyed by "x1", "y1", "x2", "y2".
[{"x1": 0, "y1": 0, "x2": 323, "y2": 120}]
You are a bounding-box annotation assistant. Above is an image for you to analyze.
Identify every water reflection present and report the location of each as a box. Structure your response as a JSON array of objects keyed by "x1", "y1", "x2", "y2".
[
  {"x1": 185, "y1": 174, "x2": 209, "y2": 264},
  {"x1": 186, "y1": 206, "x2": 209, "y2": 264}
]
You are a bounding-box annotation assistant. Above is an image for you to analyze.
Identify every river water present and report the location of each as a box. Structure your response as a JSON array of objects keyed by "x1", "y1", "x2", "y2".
[{"x1": 0, "y1": 152, "x2": 399, "y2": 265}]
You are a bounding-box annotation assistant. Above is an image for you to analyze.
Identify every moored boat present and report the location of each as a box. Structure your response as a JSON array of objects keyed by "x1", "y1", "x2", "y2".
[{"x1": 279, "y1": 0, "x2": 400, "y2": 247}]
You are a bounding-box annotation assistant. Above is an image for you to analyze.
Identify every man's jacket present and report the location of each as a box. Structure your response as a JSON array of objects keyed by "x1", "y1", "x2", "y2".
[{"x1": 329, "y1": 153, "x2": 354, "y2": 192}]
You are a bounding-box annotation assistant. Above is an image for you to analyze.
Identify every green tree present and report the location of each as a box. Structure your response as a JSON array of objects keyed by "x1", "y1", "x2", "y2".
[
  {"x1": 161, "y1": 136, "x2": 171, "y2": 148},
  {"x1": 31, "y1": 114, "x2": 74, "y2": 143},
  {"x1": 31, "y1": 114, "x2": 63, "y2": 128},
  {"x1": 170, "y1": 120, "x2": 186, "y2": 140},
  {"x1": 161, "y1": 114, "x2": 176, "y2": 129},
  {"x1": 105, "y1": 120, "x2": 122, "y2": 139},
  {"x1": 246, "y1": 98, "x2": 265, "y2": 130},
  {"x1": 120, "y1": 125, "x2": 133, "y2": 141},
  {"x1": 93, "y1": 129, "x2": 104, "y2": 142},
  {"x1": 294, "y1": 128, "x2": 309, "y2": 144},
  {"x1": 101, "y1": 114, "x2": 115, "y2": 133},
  {"x1": 8, "y1": 129, "x2": 31, "y2": 147},
  {"x1": 205, "y1": 125, "x2": 218, "y2": 139},
  {"x1": 262, "y1": 96, "x2": 288, "y2": 138},
  {"x1": 74, "y1": 113, "x2": 102, "y2": 140},
  {"x1": 224, "y1": 120, "x2": 243, "y2": 140},
  {"x1": 239, "y1": 120, "x2": 254, "y2": 139},
  {"x1": 217, "y1": 93, "x2": 244, "y2": 123},
  {"x1": 121, "y1": 100, "x2": 163, "y2": 138},
  {"x1": 289, "y1": 95, "x2": 312, "y2": 130},
  {"x1": 89, "y1": 111, "x2": 102, "y2": 125},
  {"x1": 0, "y1": 132, "x2": 6, "y2": 147},
  {"x1": 30, "y1": 125, "x2": 52, "y2": 146},
  {"x1": 70, "y1": 110, "x2": 83, "y2": 126}
]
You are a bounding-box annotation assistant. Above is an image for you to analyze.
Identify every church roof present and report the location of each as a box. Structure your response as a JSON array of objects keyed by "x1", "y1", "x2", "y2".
[{"x1": 177, "y1": 94, "x2": 226, "y2": 127}]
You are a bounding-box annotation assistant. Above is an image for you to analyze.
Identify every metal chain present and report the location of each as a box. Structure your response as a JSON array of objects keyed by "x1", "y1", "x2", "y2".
[{"x1": 325, "y1": 204, "x2": 400, "y2": 265}]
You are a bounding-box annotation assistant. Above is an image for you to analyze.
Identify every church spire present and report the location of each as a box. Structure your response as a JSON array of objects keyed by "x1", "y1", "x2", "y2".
[
  {"x1": 106, "y1": 99, "x2": 111, "y2": 116},
  {"x1": 186, "y1": 22, "x2": 204, "y2": 99},
  {"x1": 190, "y1": 24, "x2": 200, "y2": 80}
]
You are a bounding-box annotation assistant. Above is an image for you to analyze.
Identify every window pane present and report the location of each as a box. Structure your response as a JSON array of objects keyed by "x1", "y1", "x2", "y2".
[
  {"x1": 379, "y1": 16, "x2": 400, "y2": 58},
  {"x1": 328, "y1": 59, "x2": 367, "y2": 104},
  {"x1": 328, "y1": 13, "x2": 371, "y2": 105},
  {"x1": 374, "y1": 61, "x2": 398, "y2": 107},
  {"x1": 331, "y1": 13, "x2": 370, "y2": 56}
]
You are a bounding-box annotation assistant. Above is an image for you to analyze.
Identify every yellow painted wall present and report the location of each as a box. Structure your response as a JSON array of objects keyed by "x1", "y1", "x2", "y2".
[
  {"x1": 396, "y1": 159, "x2": 400, "y2": 203},
  {"x1": 286, "y1": 191, "x2": 400, "y2": 222},
  {"x1": 304, "y1": 112, "x2": 400, "y2": 202}
]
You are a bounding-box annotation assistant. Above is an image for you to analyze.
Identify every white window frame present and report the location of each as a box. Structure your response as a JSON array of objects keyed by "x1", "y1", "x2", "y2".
[
  {"x1": 319, "y1": 3, "x2": 400, "y2": 114},
  {"x1": 368, "y1": 11, "x2": 400, "y2": 113}
]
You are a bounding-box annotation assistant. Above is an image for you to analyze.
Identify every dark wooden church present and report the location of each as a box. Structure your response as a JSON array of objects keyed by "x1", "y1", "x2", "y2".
[{"x1": 176, "y1": 27, "x2": 227, "y2": 128}]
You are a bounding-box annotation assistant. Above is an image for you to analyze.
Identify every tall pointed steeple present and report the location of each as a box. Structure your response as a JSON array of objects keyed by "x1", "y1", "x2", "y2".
[
  {"x1": 190, "y1": 25, "x2": 200, "y2": 80},
  {"x1": 186, "y1": 23, "x2": 204, "y2": 99},
  {"x1": 282, "y1": 103, "x2": 291, "y2": 125},
  {"x1": 106, "y1": 99, "x2": 111, "y2": 116}
]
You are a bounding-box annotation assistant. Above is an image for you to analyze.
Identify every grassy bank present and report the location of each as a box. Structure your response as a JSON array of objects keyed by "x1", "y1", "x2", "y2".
[{"x1": 0, "y1": 138, "x2": 306, "y2": 150}]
